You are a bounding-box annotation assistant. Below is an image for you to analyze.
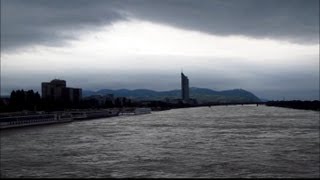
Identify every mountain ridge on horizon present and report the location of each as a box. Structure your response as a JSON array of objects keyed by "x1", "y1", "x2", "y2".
[{"x1": 83, "y1": 87, "x2": 261, "y2": 103}]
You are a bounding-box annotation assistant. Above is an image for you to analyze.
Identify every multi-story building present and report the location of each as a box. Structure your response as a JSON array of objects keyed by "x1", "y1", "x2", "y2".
[
  {"x1": 62, "y1": 87, "x2": 82, "y2": 103},
  {"x1": 181, "y1": 72, "x2": 189, "y2": 101},
  {"x1": 41, "y1": 79, "x2": 82, "y2": 103}
]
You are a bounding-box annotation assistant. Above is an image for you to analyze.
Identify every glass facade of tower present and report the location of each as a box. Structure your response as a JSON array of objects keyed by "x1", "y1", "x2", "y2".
[{"x1": 181, "y1": 73, "x2": 189, "y2": 101}]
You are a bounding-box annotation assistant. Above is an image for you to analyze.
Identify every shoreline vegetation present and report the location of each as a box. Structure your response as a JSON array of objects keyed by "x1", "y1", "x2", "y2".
[{"x1": 265, "y1": 100, "x2": 320, "y2": 111}]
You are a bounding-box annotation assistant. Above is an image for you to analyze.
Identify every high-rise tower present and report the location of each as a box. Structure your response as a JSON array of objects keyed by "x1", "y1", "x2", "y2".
[
  {"x1": 181, "y1": 72, "x2": 189, "y2": 101},
  {"x1": 41, "y1": 79, "x2": 82, "y2": 103}
]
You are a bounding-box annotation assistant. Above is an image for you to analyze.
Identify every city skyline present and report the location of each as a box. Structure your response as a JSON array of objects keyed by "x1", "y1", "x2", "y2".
[{"x1": 1, "y1": 0, "x2": 319, "y2": 100}]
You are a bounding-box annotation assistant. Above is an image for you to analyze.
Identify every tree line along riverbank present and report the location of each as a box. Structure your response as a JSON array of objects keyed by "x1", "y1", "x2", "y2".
[{"x1": 265, "y1": 100, "x2": 320, "y2": 111}]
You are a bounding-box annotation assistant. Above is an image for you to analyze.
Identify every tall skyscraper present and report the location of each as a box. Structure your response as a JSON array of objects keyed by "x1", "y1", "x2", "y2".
[{"x1": 181, "y1": 72, "x2": 189, "y2": 101}]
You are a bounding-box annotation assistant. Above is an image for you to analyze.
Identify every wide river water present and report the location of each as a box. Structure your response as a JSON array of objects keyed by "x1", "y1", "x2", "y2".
[{"x1": 0, "y1": 105, "x2": 319, "y2": 178}]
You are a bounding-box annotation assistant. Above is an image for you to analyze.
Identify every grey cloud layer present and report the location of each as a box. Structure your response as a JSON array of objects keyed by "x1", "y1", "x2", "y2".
[
  {"x1": 124, "y1": 0, "x2": 319, "y2": 43},
  {"x1": 1, "y1": 0, "x2": 125, "y2": 51},
  {"x1": 1, "y1": 0, "x2": 319, "y2": 51}
]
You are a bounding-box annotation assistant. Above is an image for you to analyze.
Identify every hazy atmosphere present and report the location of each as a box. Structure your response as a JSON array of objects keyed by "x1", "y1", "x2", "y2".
[{"x1": 1, "y1": 0, "x2": 319, "y2": 100}]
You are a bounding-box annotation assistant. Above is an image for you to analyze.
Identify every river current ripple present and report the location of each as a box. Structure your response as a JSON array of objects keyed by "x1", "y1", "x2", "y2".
[{"x1": 1, "y1": 105, "x2": 319, "y2": 178}]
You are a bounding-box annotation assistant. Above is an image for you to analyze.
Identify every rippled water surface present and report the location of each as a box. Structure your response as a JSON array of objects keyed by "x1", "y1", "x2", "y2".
[{"x1": 1, "y1": 105, "x2": 319, "y2": 178}]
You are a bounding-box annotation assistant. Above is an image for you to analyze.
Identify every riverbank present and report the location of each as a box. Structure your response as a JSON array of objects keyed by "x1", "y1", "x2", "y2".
[
  {"x1": 266, "y1": 100, "x2": 320, "y2": 111},
  {"x1": 0, "y1": 108, "x2": 152, "y2": 129}
]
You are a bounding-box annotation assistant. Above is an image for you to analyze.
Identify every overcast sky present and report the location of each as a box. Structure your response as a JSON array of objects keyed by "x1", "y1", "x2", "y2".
[{"x1": 1, "y1": 0, "x2": 319, "y2": 100}]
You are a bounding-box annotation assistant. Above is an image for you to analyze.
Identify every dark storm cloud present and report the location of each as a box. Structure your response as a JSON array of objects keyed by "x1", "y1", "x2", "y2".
[
  {"x1": 1, "y1": 0, "x2": 319, "y2": 51},
  {"x1": 1, "y1": 0, "x2": 126, "y2": 51},
  {"x1": 123, "y1": 0, "x2": 319, "y2": 43}
]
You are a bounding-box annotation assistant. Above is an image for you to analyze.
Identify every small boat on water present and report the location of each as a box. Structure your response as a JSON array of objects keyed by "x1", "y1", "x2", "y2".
[
  {"x1": 71, "y1": 109, "x2": 119, "y2": 120},
  {"x1": 119, "y1": 107, "x2": 151, "y2": 116},
  {"x1": 134, "y1": 108, "x2": 151, "y2": 115}
]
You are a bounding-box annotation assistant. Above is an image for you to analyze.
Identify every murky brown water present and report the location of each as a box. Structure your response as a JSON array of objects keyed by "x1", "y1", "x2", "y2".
[{"x1": 1, "y1": 105, "x2": 319, "y2": 178}]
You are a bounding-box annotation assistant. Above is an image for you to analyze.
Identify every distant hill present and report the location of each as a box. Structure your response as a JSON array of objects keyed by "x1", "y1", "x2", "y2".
[{"x1": 83, "y1": 87, "x2": 261, "y2": 103}]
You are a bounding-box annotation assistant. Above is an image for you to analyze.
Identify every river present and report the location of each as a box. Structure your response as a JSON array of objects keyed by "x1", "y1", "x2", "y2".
[{"x1": 1, "y1": 105, "x2": 319, "y2": 178}]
